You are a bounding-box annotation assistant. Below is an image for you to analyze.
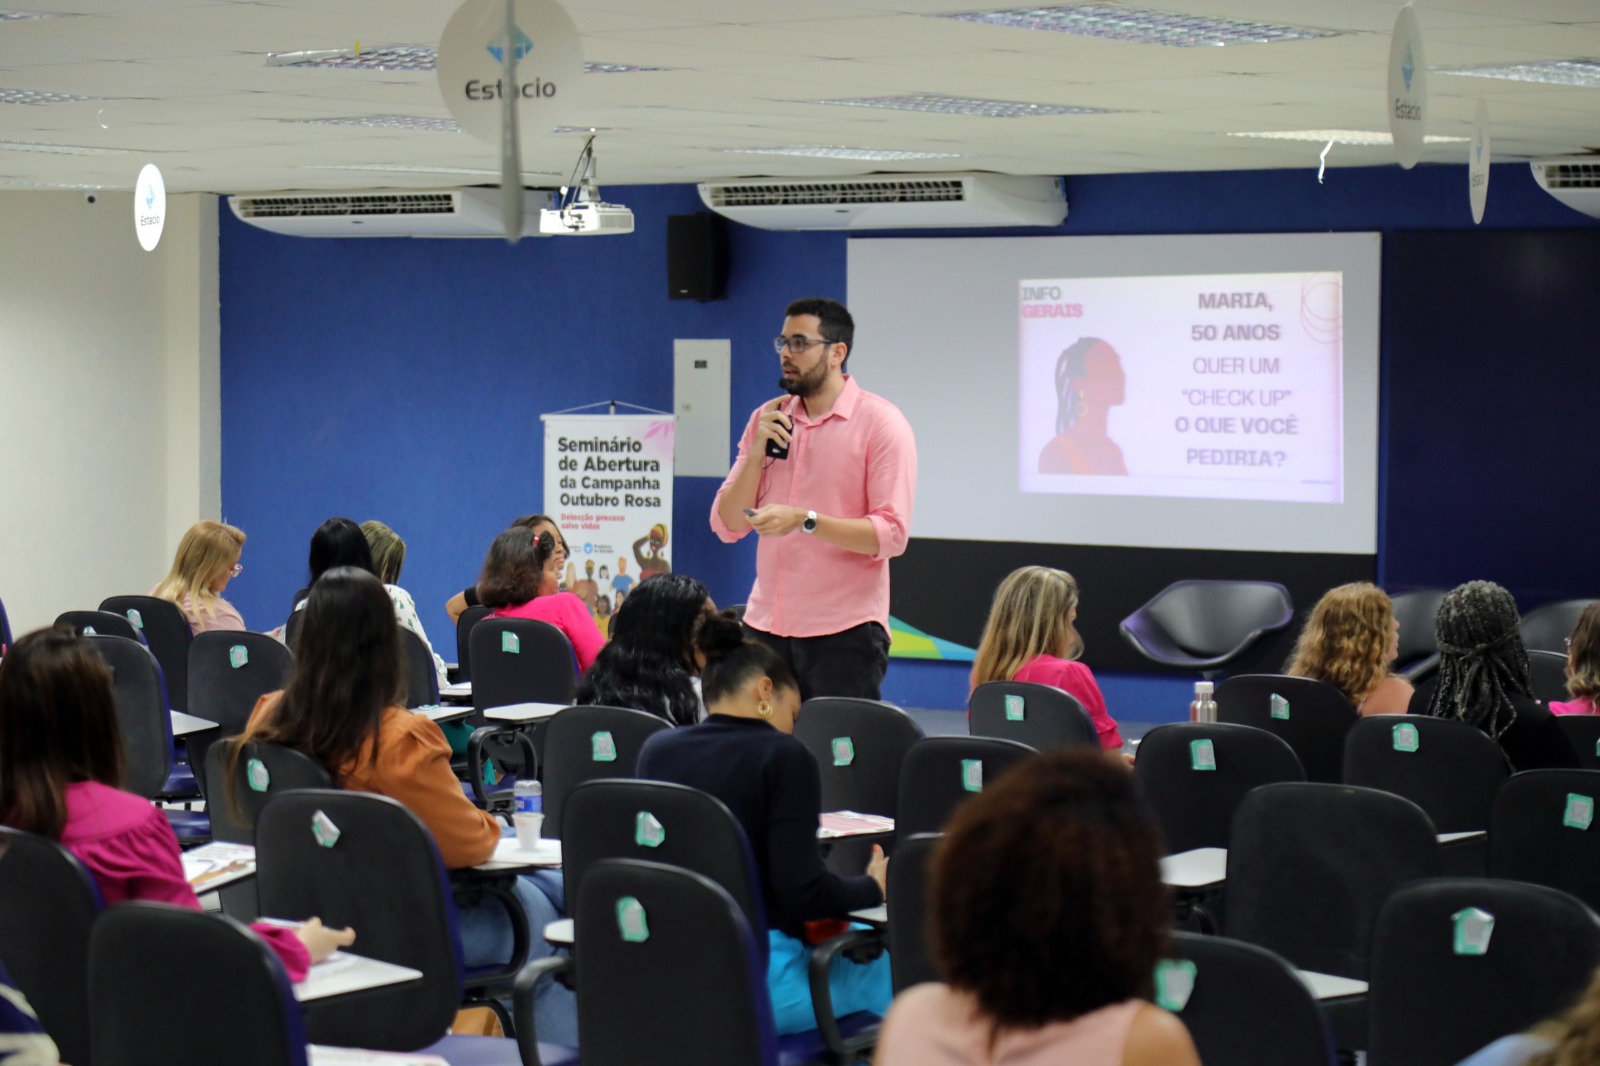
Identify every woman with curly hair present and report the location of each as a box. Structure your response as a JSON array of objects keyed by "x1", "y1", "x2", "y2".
[
  {"x1": 574, "y1": 573, "x2": 714, "y2": 726},
  {"x1": 875, "y1": 748, "x2": 1199, "y2": 1066},
  {"x1": 1285, "y1": 582, "x2": 1413, "y2": 716},
  {"x1": 1457, "y1": 965, "x2": 1600, "y2": 1065},
  {"x1": 1551, "y1": 603, "x2": 1600, "y2": 717},
  {"x1": 1408, "y1": 581, "x2": 1576, "y2": 771}
]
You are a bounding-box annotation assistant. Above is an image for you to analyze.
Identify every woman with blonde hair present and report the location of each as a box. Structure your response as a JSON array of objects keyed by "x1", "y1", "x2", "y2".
[
  {"x1": 1286, "y1": 582, "x2": 1413, "y2": 716},
  {"x1": 360, "y1": 520, "x2": 449, "y2": 690},
  {"x1": 1457, "y1": 964, "x2": 1600, "y2": 1065},
  {"x1": 970, "y1": 566, "x2": 1122, "y2": 751},
  {"x1": 1551, "y1": 602, "x2": 1600, "y2": 716},
  {"x1": 151, "y1": 520, "x2": 247, "y2": 636}
]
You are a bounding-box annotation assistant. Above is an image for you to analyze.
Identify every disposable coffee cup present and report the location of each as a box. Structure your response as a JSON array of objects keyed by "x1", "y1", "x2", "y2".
[{"x1": 515, "y1": 811, "x2": 544, "y2": 849}]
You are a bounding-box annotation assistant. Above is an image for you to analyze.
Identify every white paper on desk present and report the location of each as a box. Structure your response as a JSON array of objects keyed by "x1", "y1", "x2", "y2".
[
  {"x1": 294, "y1": 951, "x2": 422, "y2": 1002},
  {"x1": 308, "y1": 1047, "x2": 450, "y2": 1065},
  {"x1": 181, "y1": 842, "x2": 257, "y2": 888},
  {"x1": 817, "y1": 811, "x2": 895, "y2": 839}
]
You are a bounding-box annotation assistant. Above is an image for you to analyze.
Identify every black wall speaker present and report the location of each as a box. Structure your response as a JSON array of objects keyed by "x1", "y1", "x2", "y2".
[{"x1": 667, "y1": 212, "x2": 729, "y2": 301}]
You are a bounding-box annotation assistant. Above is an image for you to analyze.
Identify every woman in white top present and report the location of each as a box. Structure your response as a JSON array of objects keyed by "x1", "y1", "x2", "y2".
[{"x1": 361, "y1": 520, "x2": 449, "y2": 690}]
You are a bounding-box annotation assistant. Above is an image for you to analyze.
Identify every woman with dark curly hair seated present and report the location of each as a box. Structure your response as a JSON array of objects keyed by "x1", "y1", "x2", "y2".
[
  {"x1": 574, "y1": 572, "x2": 715, "y2": 726},
  {"x1": 875, "y1": 748, "x2": 1200, "y2": 1066}
]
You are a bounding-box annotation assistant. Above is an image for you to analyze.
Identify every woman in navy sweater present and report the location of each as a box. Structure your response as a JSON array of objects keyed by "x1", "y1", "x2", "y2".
[{"x1": 637, "y1": 610, "x2": 890, "y2": 1033}]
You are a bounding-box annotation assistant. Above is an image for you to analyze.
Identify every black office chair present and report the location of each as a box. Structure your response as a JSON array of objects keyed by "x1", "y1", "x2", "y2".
[
  {"x1": 0, "y1": 827, "x2": 103, "y2": 1066},
  {"x1": 1134, "y1": 721, "x2": 1305, "y2": 854},
  {"x1": 886, "y1": 832, "x2": 942, "y2": 993},
  {"x1": 1119, "y1": 579, "x2": 1293, "y2": 675},
  {"x1": 283, "y1": 606, "x2": 305, "y2": 652},
  {"x1": 203, "y1": 740, "x2": 334, "y2": 846},
  {"x1": 1367, "y1": 877, "x2": 1600, "y2": 1066},
  {"x1": 1529, "y1": 649, "x2": 1571, "y2": 704},
  {"x1": 1520, "y1": 599, "x2": 1593, "y2": 655},
  {"x1": 1215, "y1": 674, "x2": 1358, "y2": 783},
  {"x1": 89, "y1": 634, "x2": 177, "y2": 799},
  {"x1": 1343, "y1": 715, "x2": 1508, "y2": 834},
  {"x1": 456, "y1": 604, "x2": 491, "y2": 683},
  {"x1": 471, "y1": 617, "x2": 579, "y2": 714},
  {"x1": 1227, "y1": 782, "x2": 1441, "y2": 1052},
  {"x1": 400, "y1": 627, "x2": 440, "y2": 708},
  {"x1": 55, "y1": 608, "x2": 145, "y2": 644},
  {"x1": 1390, "y1": 589, "x2": 1448, "y2": 683},
  {"x1": 1557, "y1": 716, "x2": 1600, "y2": 770},
  {"x1": 543, "y1": 706, "x2": 671, "y2": 838},
  {"x1": 1489, "y1": 768, "x2": 1600, "y2": 913},
  {"x1": 1164, "y1": 932, "x2": 1335, "y2": 1066},
  {"x1": 895, "y1": 736, "x2": 1036, "y2": 839},
  {"x1": 187, "y1": 631, "x2": 293, "y2": 798},
  {"x1": 794, "y1": 696, "x2": 923, "y2": 873},
  {"x1": 99, "y1": 595, "x2": 193, "y2": 712},
  {"x1": 88, "y1": 903, "x2": 310, "y2": 1066},
  {"x1": 968, "y1": 680, "x2": 1098, "y2": 751}
]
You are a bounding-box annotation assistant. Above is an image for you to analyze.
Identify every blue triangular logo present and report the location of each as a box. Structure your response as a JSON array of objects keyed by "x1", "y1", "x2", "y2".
[
  {"x1": 144, "y1": 185, "x2": 155, "y2": 208},
  {"x1": 486, "y1": 25, "x2": 533, "y2": 64},
  {"x1": 1402, "y1": 44, "x2": 1415, "y2": 92},
  {"x1": 1476, "y1": 140, "x2": 1483, "y2": 162}
]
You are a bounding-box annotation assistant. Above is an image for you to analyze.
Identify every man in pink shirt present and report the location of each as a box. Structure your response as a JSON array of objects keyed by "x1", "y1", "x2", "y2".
[{"x1": 711, "y1": 297, "x2": 917, "y2": 701}]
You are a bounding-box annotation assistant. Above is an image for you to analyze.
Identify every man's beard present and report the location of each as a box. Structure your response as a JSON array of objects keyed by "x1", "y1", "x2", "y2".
[{"x1": 778, "y1": 358, "x2": 828, "y2": 398}]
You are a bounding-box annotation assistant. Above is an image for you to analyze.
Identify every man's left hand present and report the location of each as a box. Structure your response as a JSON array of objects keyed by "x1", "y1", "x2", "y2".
[{"x1": 747, "y1": 505, "x2": 808, "y2": 538}]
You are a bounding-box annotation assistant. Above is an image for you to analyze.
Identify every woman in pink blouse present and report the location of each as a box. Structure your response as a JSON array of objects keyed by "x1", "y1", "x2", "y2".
[
  {"x1": 0, "y1": 626, "x2": 350, "y2": 982},
  {"x1": 970, "y1": 566, "x2": 1122, "y2": 751},
  {"x1": 1552, "y1": 602, "x2": 1600, "y2": 716},
  {"x1": 151, "y1": 519, "x2": 248, "y2": 636},
  {"x1": 477, "y1": 527, "x2": 605, "y2": 672}
]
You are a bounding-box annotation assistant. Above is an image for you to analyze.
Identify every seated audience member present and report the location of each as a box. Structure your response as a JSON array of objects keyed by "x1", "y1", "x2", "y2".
[
  {"x1": 151, "y1": 519, "x2": 248, "y2": 636},
  {"x1": 1456, "y1": 964, "x2": 1600, "y2": 1065},
  {"x1": 445, "y1": 514, "x2": 568, "y2": 625},
  {"x1": 477, "y1": 528, "x2": 604, "y2": 673},
  {"x1": 288, "y1": 516, "x2": 374, "y2": 617},
  {"x1": 1551, "y1": 602, "x2": 1600, "y2": 716},
  {"x1": 875, "y1": 748, "x2": 1201, "y2": 1066},
  {"x1": 0, "y1": 958, "x2": 60, "y2": 1066},
  {"x1": 574, "y1": 573, "x2": 714, "y2": 726},
  {"x1": 238, "y1": 568, "x2": 575, "y2": 1042},
  {"x1": 1286, "y1": 581, "x2": 1414, "y2": 716},
  {"x1": 361, "y1": 519, "x2": 449, "y2": 690},
  {"x1": 969, "y1": 566, "x2": 1123, "y2": 751},
  {"x1": 0, "y1": 626, "x2": 348, "y2": 985},
  {"x1": 1410, "y1": 581, "x2": 1577, "y2": 771},
  {"x1": 637, "y1": 611, "x2": 891, "y2": 1034}
]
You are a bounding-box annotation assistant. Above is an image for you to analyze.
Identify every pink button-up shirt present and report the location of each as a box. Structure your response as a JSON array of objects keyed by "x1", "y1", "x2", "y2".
[{"x1": 711, "y1": 376, "x2": 916, "y2": 639}]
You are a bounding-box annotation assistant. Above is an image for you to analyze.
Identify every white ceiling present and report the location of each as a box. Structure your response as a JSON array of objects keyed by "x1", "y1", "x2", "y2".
[{"x1": 1, "y1": 0, "x2": 1598, "y2": 193}]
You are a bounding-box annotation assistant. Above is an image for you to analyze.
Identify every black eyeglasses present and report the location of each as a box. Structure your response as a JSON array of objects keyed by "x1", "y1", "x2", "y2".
[{"x1": 773, "y1": 335, "x2": 830, "y2": 355}]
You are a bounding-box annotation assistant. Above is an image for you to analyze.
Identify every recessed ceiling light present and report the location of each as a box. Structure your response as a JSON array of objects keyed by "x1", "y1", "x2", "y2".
[
  {"x1": 1436, "y1": 59, "x2": 1600, "y2": 88},
  {"x1": 552, "y1": 126, "x2": 612, "y2": 134},
  {"x1": 308, "y1": 163, "x2": 503, "y2": 176},
  {"x1": 284, "y1": 114, "x2": 460, "y2": 132},
  {"x1": 584, "y1": 62, "x2": 669, "y2": 74},
  {"x1": 0, "y1": 138, "x2": 127, "y2": 155},
  {"x1": 0, "y1": 10, "x2": 71, "y2": 19},
  {"x1": 268, "y1": 47, "x2": 671, "y2": 75},
  {"x1": 0, "y1": 177, "x2": 107, "y2": 189},
  {"x1": 816, "y1": 93, "x2": 1117, "y2": 117},
  {"x1": 1226, "y1": 129, "x2": 1469, "y2": 146},
  {"x1": 934, "y1": 5, "x2": 1339, "y2": 47},
  {"x1": 727, "y1": 146, "x2": 963, "y2": 161},
  {"x1": 0, "y1": 87, "x2": 102, "y2": 104}
]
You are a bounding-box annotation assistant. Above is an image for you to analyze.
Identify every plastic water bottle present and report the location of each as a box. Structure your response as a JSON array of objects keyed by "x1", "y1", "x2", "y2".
[
  {"x1": 1190, "y1": 681, "x2": 1217, "y2": 724},
  {"x1": 513, "y1": 778, "x2": 543, "y2": 849}
]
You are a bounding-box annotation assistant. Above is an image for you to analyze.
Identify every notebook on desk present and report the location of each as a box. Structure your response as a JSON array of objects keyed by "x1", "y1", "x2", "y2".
[
  {"x1": 818, "y1": 811, "x2": 896, "y2": 839},
  {"x1": 181, "y1": 842, "x2": 257, "y2": 891}
]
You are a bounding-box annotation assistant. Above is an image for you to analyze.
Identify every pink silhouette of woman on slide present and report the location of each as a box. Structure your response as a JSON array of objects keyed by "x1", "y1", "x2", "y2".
[{"x1": 1037, "y1": 337, "x2": 1128, "y2": 476}]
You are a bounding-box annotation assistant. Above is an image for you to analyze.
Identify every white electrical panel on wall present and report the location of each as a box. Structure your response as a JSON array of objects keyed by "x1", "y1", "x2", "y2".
[{"x1": 673, "y1": 339, "x2": 731, "y2": 478}]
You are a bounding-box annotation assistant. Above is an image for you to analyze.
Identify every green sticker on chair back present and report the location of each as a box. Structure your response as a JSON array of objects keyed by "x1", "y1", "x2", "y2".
[
  {"x1": 961, "y1": 759, "x2": 983, "y2": 793},
  {"x1": 1392, "y1": 722, "x2": 1420, "y2": 753},
  {"x1": 228, "y1": 644, "x2": 248, "y2": 669},
  {"x1": 1269, "y1": 693, "x2": 1290, "y2": 720},
  {"x1": 1004, "y1": 694, "x2": 1025, "y2": 721},
  {"x1": 617, "y1": 896, "x2": 650, "y2": 943},
  {"x1": 1190, "y1": 739, "x2": 1216, "y2": 771},
  {"x1": 635, "y1": 811, "x2": 665, "y2": 848},
  {"x1": 126, "y1": 609, "x2": 144, "y2": 629},
  {"x1": 246, "y1": 758, "x2": 271, "y2": 793},
  {"x1": 311, "y1": 810, "x2": 341, "y2": 848},
  {"x1": 592, "y1": 731, "x2": 617, "y2": 762},
  {"x1": 1565, "y1": 793, "x2": 1594, "y2": 831},
  {"x1": 832, "y1": 737, "x2": 855, "y2": 767},
  {"x1": 83, "y1": 625, "x2": 97, "y2": 636},
  {"x1": 1452, "y1": 907, "x2": 1495, "y2": 956},
  {"x1": 501, "y1": 631, "x2": 520, "y2": 654},
  {"x1": 1153, "y1": 959, "x2": 1197, "y2": 1011}
]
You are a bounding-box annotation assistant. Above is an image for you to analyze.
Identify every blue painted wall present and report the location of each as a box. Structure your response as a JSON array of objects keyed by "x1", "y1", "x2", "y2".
[{"x1": 219, "y1": 161, "x2": 1597, "y2": 710}]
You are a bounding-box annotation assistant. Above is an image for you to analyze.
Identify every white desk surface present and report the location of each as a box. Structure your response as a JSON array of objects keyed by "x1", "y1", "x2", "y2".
[
  {"x1": 475, "y1": 836, "x2": 563, "y2": 872},
  {"x1": 1296, "y1": 969, "x2": 1369, "y2": 1001},
  {"x1": 294, "y1": 950, "x2": 423, "y2": 1002},
  {"x1": 544, "y1": 918, "x2": 574, "y2": 945},
  {"x1": 484, "y1": 702, "x2": 565, "y2": 723},
  {"x1": 1160, "y1": 847, "x2": 1228, "y2": 889},
  {"x1": 170, "y1": 710, "x2": 219, "y2": 737},
  {"x1": 440, "y1": 681, "x2": 472, "y2": 699},
  {"x1": 181, "y1": 842, "x2": 256, "y2": 891},
  {"x1": 411, "y1": 705, "x2": 474, "y2": 725},
  {"x1": 849, "y1": 904, "x2": 888, "y2": 926},
  {"x1": 1438, "y1": 830, "x2": 1487, "y2": 844},
  {"x1": 309, "y1": 1046, "x2": 449, "y2": 1065}
]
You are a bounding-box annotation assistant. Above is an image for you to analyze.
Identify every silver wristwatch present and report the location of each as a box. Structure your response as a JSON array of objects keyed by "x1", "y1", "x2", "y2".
[{"x1": 802, "y1": 509, "x2": 818, "y2": 534}]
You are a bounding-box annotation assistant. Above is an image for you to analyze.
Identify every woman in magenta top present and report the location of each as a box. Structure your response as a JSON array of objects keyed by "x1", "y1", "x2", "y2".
[
  {"x1": 1552, "y1": 602, "x2": 1600, "y2": 716},
  {"x1": 970, "y1": 566, "x2": 1122, "y2": 751},
  {"x1": 477, "y1": 526, "x2": 605, "y2": 672},
  {"x1": 0, "y1": 626, "x2": 351, "y2": 984}
]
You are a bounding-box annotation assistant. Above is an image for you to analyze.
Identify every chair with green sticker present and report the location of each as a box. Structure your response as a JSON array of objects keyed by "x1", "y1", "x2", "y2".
[
  {"x1": 968, "y1": 681, "x2": 1098, "y2": 752},
  {"x1": 455, "y1": 605, "x2": 491, "y2": 683},
  {"x1": 187, "y1": 631, "x2": 294, "y2": 798},
  {"x1": 794, "y1": 697, "x2": 923, "y2": 875},
  {"x1": 1367, "y1": 877, "x2": 1600, "y2": 1066},
  {"x1": 1343, "y1": 715, "x2": 1508, "y2": 834},
  {"x1": 1489, "y1": 768, "x2": 1600, "y2": 913},
  {"x1": 895, "y1": 736, "x2": 1037, "y2": 839},
  {"x1": 100, "y1": 594, "x2": 194, "y2": 713},
  {"x1": 885, "y1": 832, "x2": 942, "y2": 993},
  {"x1": 1215, "y1": 674, "x2": 1358, "y2": 783},
  {"x1": 471, "y1": 618, "x2": 580, "y2": 717},
  {"x1": 1163, "y1": 932, "x2": 1335, "y2": 1066},
  {"x1": 543, "y1": 706, "x2": 671, "y2": 839},
  {"x1": 203, "y1": 740, "x2": 333, "y2": 846},
  {"x1": 1556, "y1": 715, "x2": 1600, "y2": 770},
  {"x1": 1134, "y1": 721, "x2": 1305, "y2": 855}
]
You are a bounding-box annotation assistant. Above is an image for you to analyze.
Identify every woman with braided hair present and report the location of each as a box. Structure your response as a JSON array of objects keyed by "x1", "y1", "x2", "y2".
[
  {"x1": 1407, "y1": 581, "x2": 1576, "y2": 771},
  {"x1": 1037, "y1": 338, "x2": 1128, "y2": 476},
  {"x1": 1456, "y1": 964, "x2": 1600, "y2": 1065}
]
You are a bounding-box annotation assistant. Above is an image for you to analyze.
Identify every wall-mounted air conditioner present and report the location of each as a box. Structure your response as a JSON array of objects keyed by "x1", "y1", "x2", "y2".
[
  {"x1": 1530, "y1": 158, "x2": 1600, "y2": 221},
  {"x1": 226, "y1": 187, "x2": 556, "y2": 238},
  {"x1": 696, "y1": 173, "x2": 1067, "y2": 231}
]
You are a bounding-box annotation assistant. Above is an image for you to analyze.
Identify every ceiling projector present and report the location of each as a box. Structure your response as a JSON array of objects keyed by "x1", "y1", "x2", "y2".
[{"x1": 538, "y1": 201, "x2": 635, "y2": 235}]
